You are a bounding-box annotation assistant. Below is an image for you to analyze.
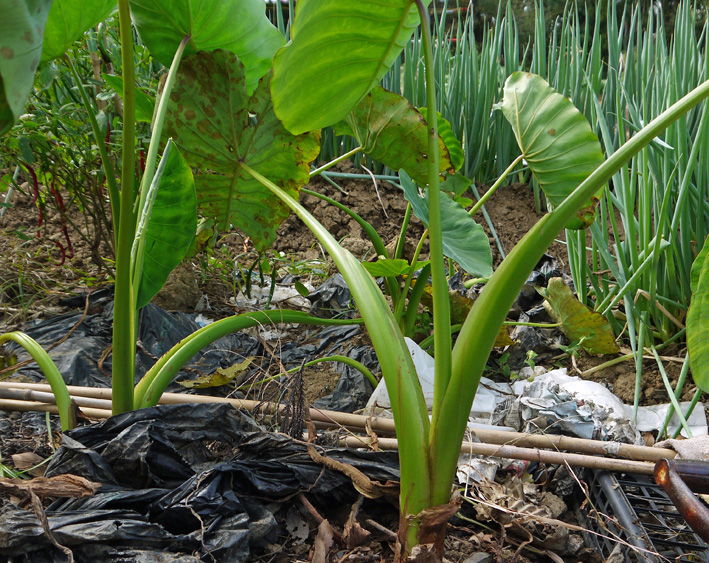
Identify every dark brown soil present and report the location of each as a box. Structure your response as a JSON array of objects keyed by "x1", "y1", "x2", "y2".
[{"x1": 274, "y1": 161, "x2": 426, "y2": 262}]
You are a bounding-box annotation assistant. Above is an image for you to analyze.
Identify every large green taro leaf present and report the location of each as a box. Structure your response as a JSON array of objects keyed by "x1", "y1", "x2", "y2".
[
  {"x1": 495, "y1": 72, "x2": 605, "y2": 229},
  {"x1": 130, "y1": 0, "x2": 283, "y2": 95},
  {"x1": 400, "y1": 171, "x2": 492, "y2": 277},
  {"x1": 272, "y1": 0, "x2": 431, "y2": 135},
  {"x1": 688, "y1": 236, "x2": 709, "y2": 393},
  {"x1": 41, "y1": 0, "x2": 116, "y2": 63},
  {"x1": 691, "y1": 235, "x2": 709, "y2": 294},
  {"x1": 0, "y1": 0, "x2": 52, "y2": 136},
  {"x1": 334, "y1": 86, "x2": 460, "y2": 186},
  {"x1": 136, "y1": 141, "x2": 197, "y2": 310},
  {"x1": 163, "y1": 51, "x2": 320, "y2": 251}
]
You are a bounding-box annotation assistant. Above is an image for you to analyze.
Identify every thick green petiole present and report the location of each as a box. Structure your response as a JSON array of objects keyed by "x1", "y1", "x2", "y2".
[
  {"x1": 415, "y1": 1, "x2": 452, "y2": 435},
  {"x1": 134, "y1": 311, "x2": 362, "y2": 408},
  {"x1": 111, "y1": 0, "x2": 138, "y2": 415},
  {"x1": 240, "y1": 161, "x2": 432, "y2": 545},
  {"x1": 0, "y1": 333, "x2": 75, "y2": 431},
  {"x1": 428, "y1": 76, "x2": 709, "y2": 507}
]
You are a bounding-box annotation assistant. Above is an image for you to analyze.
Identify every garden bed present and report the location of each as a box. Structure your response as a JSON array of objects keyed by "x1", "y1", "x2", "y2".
[{"x1": 0, "y1": 167, "x2": 703, "y2": 562}]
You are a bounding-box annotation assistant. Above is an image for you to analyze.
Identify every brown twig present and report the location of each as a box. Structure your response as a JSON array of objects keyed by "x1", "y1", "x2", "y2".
[{"x1": 298, "y1": 493, "x2": 345, "y2": 546}]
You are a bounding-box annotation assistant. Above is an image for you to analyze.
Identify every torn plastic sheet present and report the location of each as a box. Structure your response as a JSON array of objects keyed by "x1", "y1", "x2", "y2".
[
  {"x1": 5, "y1": 301, "x2": 262, "y2": 390},
  {"x1": 368, "y1": 339, "x2": 706, "y2": 440},
  {"x1": 366, "y1": 342, "x2": 707, "y2": 483},
  {"x1": 307, "y1": 273, "x2": 353, "y2": 317},
  {"x1": 313, "y1": 326, "x2": 378, "y2": 413},
  {"x1": 0, "y1": 403, "x2": 400, "y2": 562},
  {"x1": 511, "y1": 369, "x2": 708, "y2": 439}
]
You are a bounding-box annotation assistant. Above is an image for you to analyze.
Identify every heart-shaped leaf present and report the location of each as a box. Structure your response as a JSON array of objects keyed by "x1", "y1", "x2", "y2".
[
  {"x1": 130, "y1": 0, "x2": 283, "y2": 94},
  {"x1": 135, "y1": 141, "x2": 197, "y2": 310},
  {"x1": 335, "y1": 86, "x2": 460, "y2": 186},
  {"x1": 163, "y1": 50, "x2": 320, "y2": 251},
  {"x1": 272, "y1": 0, "x2": 431, "y2": 135},
  {"x1": 539, "y1": 277, "x2": 619, "y2": 355},
  {"x1": 0, "y1": 1, "x2": 53, "y2": 135},
  {"x1": 688, "y1": 236, "x2": 709, "y2": 392},
  {"x1": 495, "y1": 72, "x2": 605, "y2": 229},
  {"x1": 41, "y1": 0, "x2": 116, "y2": 63},
  {"x1": 401, "y1": 171, "x2": 492, "y2": 277},
  {"x1": 364, "y1": 258, "x2": 415, "y2": 278}
]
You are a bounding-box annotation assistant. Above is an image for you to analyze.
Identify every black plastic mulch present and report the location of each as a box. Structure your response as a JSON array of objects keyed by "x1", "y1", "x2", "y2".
[{"x1": 0, "y1": 403, "x2": 400, "y2": 562}]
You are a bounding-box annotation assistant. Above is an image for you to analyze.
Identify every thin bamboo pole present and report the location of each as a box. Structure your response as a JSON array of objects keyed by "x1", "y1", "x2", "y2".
[
  {"x1": 0, "y1": 399, "x2": 110, "y2": 420},
  {"x1": 339, "y1": 436, "x2": 657, "y2": 476},
  {"x1": 0, "y1": 381, "x2": 677, "y2": 465},
  {"x1": 0, "y1": 388, "x2": 113, "y2": 411}
]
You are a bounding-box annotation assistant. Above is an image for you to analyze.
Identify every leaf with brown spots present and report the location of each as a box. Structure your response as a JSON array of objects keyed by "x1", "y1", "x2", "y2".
[
  {"x1": 163, "y1": 50, "x2": 320, "y2": 250},
  {"x1": 539, "y1": 277, "x2": 619, "y2": 355}
]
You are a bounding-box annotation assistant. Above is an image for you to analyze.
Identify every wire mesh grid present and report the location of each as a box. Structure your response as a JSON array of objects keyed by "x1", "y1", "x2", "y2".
[{"x1": 577, "y1": 470, "x2": 709, "y2": 562}]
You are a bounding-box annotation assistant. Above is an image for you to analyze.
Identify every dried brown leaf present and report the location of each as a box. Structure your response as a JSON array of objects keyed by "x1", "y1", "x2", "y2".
[
  {"x1": 311, "y1": 519, "x2": 336, "y2": 563},
  {"x1": 11, "y1": 452, "x2": 45, "y2": 477}
]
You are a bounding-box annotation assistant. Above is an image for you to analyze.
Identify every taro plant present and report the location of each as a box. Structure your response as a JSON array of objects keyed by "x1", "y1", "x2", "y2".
[
  {"x1": 4, "y1": 0, "x2": 709, "y2": 559},
  {"x1": 259, "y1": 3, "x2": 709, "y2": 556},
  {"x1": 0, "y1": 0, "x2": 359, "y2": 427}
]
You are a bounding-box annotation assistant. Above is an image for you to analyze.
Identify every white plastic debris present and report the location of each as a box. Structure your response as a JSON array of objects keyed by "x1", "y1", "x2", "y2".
[
  {"x1": 364, "y1": 340, "x2": 707, "y2": 483},
  {"x1": 364, "y1": 338, "x2": 515, "y2": 431},
  {"x1": 193, "y1": 313, "x2": 214, "y2": 327},
  {"x1": 511, "y1": 369, "x2": 708, "y2": 439},
  {"x1": 231, "y1": 280, "x2": 314, "y2": 341},
  {"x1": 231, "y1": 281, "x2": 313, "y2": 311}
]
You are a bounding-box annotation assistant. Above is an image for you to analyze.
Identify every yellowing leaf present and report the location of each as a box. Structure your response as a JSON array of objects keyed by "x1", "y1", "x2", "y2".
[
  {"x1": 177, "y1": 357, "x2": 254, "y2": 389},
  {"x1": 419, "y1": 283, "x2": 514, "y2": 347},
  {"x1": 539, "y1": 278, "x2": 619, "y2": 355},
  {"x1": 494, "y1": 329, "x2": 516, "y2": 347}
]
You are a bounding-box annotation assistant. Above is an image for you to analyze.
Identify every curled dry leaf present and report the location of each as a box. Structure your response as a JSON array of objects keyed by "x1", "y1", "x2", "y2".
[
  {"x1": 11, "y1": 452, "x2": 46, "y2": 477},
  {"x1": 0, "y1": 474, "x2": 101, "y2": 501}
]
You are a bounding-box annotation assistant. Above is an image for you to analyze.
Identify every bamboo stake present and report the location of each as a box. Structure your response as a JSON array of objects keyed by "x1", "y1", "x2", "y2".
[
  {"x1": 0, "y1": 399, "x2": 110, "y2": 420},
  {"x1": 339, "y1": 436, "x2": 657, "y2": 476},
  {"x1": 0, "y1": 381, "x2": 677, "y2": 465},
  {"x1": 0, "y1": 388, "x2": 113, "y2": 411}
]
